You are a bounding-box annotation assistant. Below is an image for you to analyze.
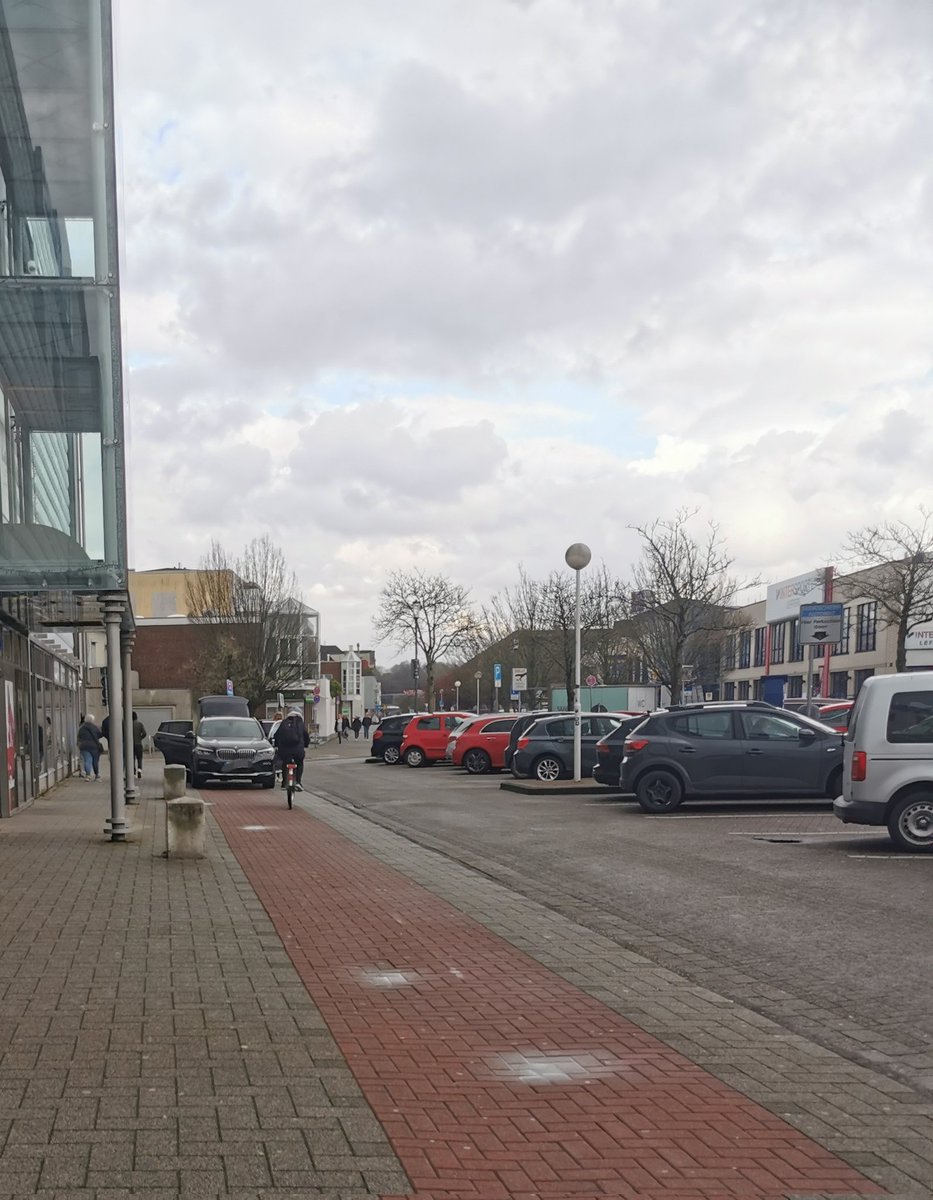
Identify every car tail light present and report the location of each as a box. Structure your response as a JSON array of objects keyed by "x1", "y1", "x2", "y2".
[
  {"x1": 624, "y1": 737, "x2": 649, "y2": 754},
  {"x1": 373, "y1": 729, "x2": 382, "y2": 740},
  {"x1": 851, "y1": 751, "x2": 867, "y2": 782},
  {"x1": 596, "y1": 745, "x2": 609, "y2": 757},
  {"x1": 517, "y1": 737, "x2": 530, "y2": 751}
]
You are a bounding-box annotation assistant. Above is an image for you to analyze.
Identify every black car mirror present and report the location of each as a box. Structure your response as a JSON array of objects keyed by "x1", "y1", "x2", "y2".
[
  {"x1": 798, "y1": 727, "x2": 816, "y2": 741},
  {"x1": 184, "y1": 730, "x2": 195, "y2": 740}
]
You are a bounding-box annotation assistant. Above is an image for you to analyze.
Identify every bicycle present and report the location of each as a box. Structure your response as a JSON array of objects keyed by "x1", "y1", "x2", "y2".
[{"x1": 283, "y1": 758, "x2": 297, "y2": 809}]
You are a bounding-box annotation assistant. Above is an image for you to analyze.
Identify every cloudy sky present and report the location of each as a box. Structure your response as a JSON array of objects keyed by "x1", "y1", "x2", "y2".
[{"x1": 116, "y1": 0, "x2": 933, "y2": 656}]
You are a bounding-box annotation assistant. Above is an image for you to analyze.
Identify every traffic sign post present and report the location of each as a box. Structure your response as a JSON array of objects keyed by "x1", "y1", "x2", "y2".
[
  {"x1": 799, "y1": 603, "x2": 844, "y2": 716},
  {"x1": 493, "y1": 663, "x2": 502, "y2": 711}
]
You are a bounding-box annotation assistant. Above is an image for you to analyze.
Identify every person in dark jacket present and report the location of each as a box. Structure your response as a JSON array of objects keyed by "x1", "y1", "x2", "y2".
[
  {"x1": 341, "y1": 714, "x2": 350, "y2": 737},
  {"x1": 351, "y1": 715, "x2": 362, "y2": 740},
  {"x1": 334, "y1": 716, "x2": 343, "y2": 743},
  {"x1": 273, "y1": 709, "x2": 310, "y2": 790},
  {"x1": 77, "y1": 715, "x2": 102, "y2": 781},
  {"x1": 362, "y1": 711, "x2": 372, "y2": 739},
  {"x1": 132, "y1": 712, "x2": 147, "y2": 779}
]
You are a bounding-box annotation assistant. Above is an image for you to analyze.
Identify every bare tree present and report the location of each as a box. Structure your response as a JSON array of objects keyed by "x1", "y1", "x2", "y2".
[
  {"x1": 186, "y1": 537, "x2": 307, "y2": 712},
  {"x1": 838, "y1": 509, "x2": 933, "y2": 671},
  {"x1": 372, "y1": 570, "x2": 477, "y2": 710},
  {"x1": 626, "y1": 509, "x2": 752, "y2": 703}
]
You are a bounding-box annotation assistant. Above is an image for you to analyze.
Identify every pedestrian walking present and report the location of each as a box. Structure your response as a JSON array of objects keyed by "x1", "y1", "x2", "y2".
[
  {"x1": 77, "y1": 714, "x2": 102, "y2": 781},
  {"x1": 341, "y1": 714, "x2": 350, "y2": 738},
  {"x1": 362, "y1": 711, "x2": 372, "y2": 739},
  {"x1": 132, "y1": 711, "x2": 147, "y2": 779},
  {"x1": 334, "y1": 717, "x2": 344, "y2": 743},
  {"x1": 351, "y1": 715, "x2": 362, "y2": 740}
]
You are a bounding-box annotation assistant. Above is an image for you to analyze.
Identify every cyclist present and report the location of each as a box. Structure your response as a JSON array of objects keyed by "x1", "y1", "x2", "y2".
[{"x1": 272, "y1": 707, "x2": 310, "y2": 792}]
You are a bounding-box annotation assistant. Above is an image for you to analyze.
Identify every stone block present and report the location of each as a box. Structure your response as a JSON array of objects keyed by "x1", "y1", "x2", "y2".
[{"x1": 166, "y1": 798, "x2": 206, "y2": 859}]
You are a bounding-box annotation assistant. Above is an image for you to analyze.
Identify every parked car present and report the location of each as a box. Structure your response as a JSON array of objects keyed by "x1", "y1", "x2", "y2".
[
  {"x1": 448, "y1": 714, "x2": 519, "y2": 774},
  {"x1": 834, "y1": 673, "x2": 933, "y2": 852},
  {"x1": 504, "y1": 711, "x2": 565, "y2": 771},
  {"x1": 370, "y1": 713, "x2": 418, "y2": 763},
  {"x1": 620, "y1": 701, "x2": 844, "y2": 813},
  {"x1": 153, "y1": 719, "x2": 193, "y2": 766},
  {"x1": 400, "y1": 712, "x2": 473, "y2": 767},
  {"x1": 197, "y1": 694, "x2": 251, "y2": 720},
  {"x1": 189, "y1": 716, "x2": 276, "y2": 789},
  {"x1": 592, "y1": 714, "x2": 653, "y2": 787},
  {"x1": 815, "y1": 700, "x2": 854, "y2": 733},
  {"x1": 511, "y1": 713, "x2": 624, "y2": 781}
]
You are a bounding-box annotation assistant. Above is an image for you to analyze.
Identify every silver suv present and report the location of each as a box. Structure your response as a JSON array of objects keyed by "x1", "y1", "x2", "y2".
[{"x1": 834, "y1": 673, "x2": 933, "y2": 852}]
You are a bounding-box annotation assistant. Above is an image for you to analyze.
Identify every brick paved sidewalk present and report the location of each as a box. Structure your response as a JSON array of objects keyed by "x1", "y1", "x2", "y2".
[{"x1": 0, "y1": 766, "x2": 929, "y2": 1197}]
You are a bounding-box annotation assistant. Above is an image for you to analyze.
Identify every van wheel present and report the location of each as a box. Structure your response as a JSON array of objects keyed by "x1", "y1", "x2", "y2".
[
  {"x1": 405, "y1": 747, "x2": 425, "y2": 768},
  {"x1": 888, "y1": 794, "x2": 933, "y2": 852},
  {"x1": 382, "y1": 746, "x2": 400, "y2": 765},
  {"x1": 636, "y1": 770, "x2": 683, "y2": 813},
  {"x1": 825, "y1": 767, "x2": 843, "y2": 799}
]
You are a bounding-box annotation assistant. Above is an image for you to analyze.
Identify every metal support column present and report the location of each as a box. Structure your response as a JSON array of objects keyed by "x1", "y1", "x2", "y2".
[
  {"x1": 101, "y1": 596, "x2": 127, "y2": 840},
  {"x1": 122, "y1": 632, "x2": 136, "y2": 806}
]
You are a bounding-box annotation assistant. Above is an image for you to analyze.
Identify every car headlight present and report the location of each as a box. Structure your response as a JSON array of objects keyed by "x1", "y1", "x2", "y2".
[{"x1": 255, "y1": 748, "x2": 275, "y2": 761}]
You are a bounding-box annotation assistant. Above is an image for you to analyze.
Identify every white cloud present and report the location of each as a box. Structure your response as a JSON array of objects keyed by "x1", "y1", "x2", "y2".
[{"x1": 118, "y1": 0, "x2": 933, "y2": 652}]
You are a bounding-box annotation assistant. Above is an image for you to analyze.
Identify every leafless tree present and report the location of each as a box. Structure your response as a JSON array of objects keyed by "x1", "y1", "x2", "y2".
[
  {"x1": 186, "y1": 537, "x2": 307, "y2": 712},
  {"x1": 626, "y1": 509, "x2": 752, "y2": 703},
  {"x1": 838, "y1": 509, "x2": 933, "y2": 671},
  {"x1": 372, "y1": 570, "x2": 478, "y2": 710}
]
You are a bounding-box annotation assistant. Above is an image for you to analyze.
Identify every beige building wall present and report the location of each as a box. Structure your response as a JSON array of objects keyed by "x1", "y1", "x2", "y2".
[
  {"x1": 128, "y1": 568, "x2": 234, "y2": 619},
  {"x1": 722, "y1": 570, "x2": 908, "y2": 701}
]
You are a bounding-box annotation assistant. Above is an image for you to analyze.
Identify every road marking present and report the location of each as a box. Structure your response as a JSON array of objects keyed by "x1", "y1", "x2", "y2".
[
  {"x1": 649, "y1": 810, "x2": 829, "y2": 819},
  {"x1": 846, "y1": 853, "x2": 933, "y2": 861},
  {"x1": 728, "y1": 830, "x2": 876, "y2": 837}
]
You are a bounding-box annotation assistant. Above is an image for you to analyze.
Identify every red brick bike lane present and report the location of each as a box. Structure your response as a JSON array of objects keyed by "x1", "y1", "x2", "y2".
[{"x1": 212, "y1": 793, "x2": 884, "y2": 1200}]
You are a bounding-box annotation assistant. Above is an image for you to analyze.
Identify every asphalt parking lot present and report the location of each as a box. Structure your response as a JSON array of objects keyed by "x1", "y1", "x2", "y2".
[{"x1": 307, "y1": 746, "x2": 933, "y2": 1099}]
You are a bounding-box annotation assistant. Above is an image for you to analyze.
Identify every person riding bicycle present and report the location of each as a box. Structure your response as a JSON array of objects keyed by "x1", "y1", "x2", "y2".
[{"x1": 272, "y1": 708, "x2": 310, "y2": 791}]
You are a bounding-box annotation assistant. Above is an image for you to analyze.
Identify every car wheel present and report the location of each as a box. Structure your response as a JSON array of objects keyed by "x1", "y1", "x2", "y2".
[
  {"x1": 887, "y1": 793, "x2": 933, "y2": 853},
  {"x1": 533, "y1": 755, "x2": 563, "y2": 783},
  {"x1": 463, "y1": 748, "x2": 491, "y2": 775},
  {"x1": 405, "y1": 747, "x2": 425, "y2": 768},
  {"x1": 636, "y1": 769, "x2": 683, "y2": 813},
  {"x1": 383, "y1": 746, "x2": 400, "y2": 765},
  {"x1": 825, "y1": 766, "x2": 843, "y2": 799}
]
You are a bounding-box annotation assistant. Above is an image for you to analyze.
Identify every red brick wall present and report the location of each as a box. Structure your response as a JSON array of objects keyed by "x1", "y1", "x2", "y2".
[{"x1": 134, "y1": 625, "x2": 216, "y2": 690}]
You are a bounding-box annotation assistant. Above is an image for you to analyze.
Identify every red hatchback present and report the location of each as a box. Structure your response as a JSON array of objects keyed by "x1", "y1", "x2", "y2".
[
  {"x1": 449, "y1": 714, "x2": 519, "y2": 774},
  {"x1": 400, "y1": 712, "x2": 473, "y2": 767},
  {"x1": 817, "y1": 701, "x2": 854, "y2": 733}
]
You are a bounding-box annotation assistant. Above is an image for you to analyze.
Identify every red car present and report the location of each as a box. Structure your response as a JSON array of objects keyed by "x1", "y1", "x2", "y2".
[
  {"x1": 399, "y1": 712, "x2": 473, "y2": 767},
  {"x1": 817, "y1": 701, "x2": 854, "y2": 732},
  {"x1": 449, "y1": 714, "x2": 519, "y2": 774}
]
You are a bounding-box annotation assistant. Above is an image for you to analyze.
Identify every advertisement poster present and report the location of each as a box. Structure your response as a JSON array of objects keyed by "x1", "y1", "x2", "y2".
[{"x1": 5, "y1": 679, "x2": 15, "y2": 800}]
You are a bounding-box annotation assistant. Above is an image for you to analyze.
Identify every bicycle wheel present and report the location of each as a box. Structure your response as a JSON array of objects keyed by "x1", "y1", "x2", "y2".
[{"x1": 286, "y1": 783, "x2": 293, "y2": 809}]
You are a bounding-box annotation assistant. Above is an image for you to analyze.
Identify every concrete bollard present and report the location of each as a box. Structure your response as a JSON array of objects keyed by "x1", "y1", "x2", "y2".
[
  {"x1": 163, "y1": 764, "x2": 187, "y2": 800},
  {"x1": 165, "y1": 798, "x2": 206, "y2": 859}
]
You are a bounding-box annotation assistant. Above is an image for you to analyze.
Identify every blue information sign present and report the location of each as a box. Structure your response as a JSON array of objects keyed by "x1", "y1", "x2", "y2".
[{"x1": 493, "y1": 662, "x2": 502, "y2": 686}]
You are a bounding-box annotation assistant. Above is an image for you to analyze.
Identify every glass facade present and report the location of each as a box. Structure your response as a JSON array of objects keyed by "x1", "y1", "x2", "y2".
[{"x1": 0, "y1": 0, "x2": 126, "y2": 592}]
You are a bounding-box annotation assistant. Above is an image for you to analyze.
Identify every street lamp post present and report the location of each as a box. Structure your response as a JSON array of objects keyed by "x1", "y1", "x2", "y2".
[
  {"x1": 454, "y1": 680, "x2": 461, "y2": 709},
  {"x1": 410, "y1": 599, "x2": 421, "y2": 709},
  {"x1": 474, "y1": 669, "x2": 482, "y2": 714},
  {"x1": 564, "y1": 542, "x2": 592, "y2": 782}
]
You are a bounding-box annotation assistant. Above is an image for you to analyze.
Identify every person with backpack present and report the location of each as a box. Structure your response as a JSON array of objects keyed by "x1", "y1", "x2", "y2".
[{"x1": 273, "y1": 708, "x2": 310, "y2": 791}]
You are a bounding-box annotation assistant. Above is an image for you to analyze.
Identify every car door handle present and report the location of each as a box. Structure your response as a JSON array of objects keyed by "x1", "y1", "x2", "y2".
[
  {"x1": 746, "y1": 748, "x2": 764, "y2": 755},
  {"x1": 679, "y1": 746, "x2": 696, "y2": 754}
]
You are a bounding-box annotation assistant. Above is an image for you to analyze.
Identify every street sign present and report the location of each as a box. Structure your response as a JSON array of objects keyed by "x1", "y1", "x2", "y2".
[
  {"x1": 225, "y1": 678, "x2": 233, "y2": 696},
  {"x1": 493, "y1": 662, "x2": 502, "y2": 686},
  {"x1": 585, "y1": 674, "x2": 597, "y2": 687},
  {"x1": 510, "y1": 689, "x2": 520, "y2": 701},
  {"x1": 798, "y1": 602, "x2": 844, "y2": 644},
  {"x1": 511, "y1": 666, "x2": 527, "y2": 691}
]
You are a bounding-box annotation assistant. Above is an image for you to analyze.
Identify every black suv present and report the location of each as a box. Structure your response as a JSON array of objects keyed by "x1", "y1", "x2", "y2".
[
  {"x1": 189, "y1": 716, "x2": 276, "y2": 789},
  {"x1": 620, "y1": 702, "x2": 844, "y2": 813},
  {"x1": 592, "y1": 715, "x2": 652, "y2": 786},
  {"x1": 370, "y1": 714, "x2": 417, "y2": 764}
]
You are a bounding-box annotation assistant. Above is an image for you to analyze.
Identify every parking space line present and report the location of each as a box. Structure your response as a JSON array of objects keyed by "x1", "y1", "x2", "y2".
[{"x1": 846, "y1": 853, "x2": 933, "y2": 860}]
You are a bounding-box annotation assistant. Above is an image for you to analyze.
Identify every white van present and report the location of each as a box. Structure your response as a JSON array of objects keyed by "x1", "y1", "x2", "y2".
[{"x1": 834, "y1": 672, "x2": 933, "y2": 852}]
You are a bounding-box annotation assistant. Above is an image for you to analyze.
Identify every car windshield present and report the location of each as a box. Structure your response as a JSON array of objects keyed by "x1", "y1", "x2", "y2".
[{"x1": 199, "y1": 718, "x2": 263, "y2": 739}]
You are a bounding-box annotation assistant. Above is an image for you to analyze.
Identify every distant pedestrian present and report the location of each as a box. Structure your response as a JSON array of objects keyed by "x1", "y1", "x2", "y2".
[
  {"x1": 132, "y1": 712, "x2": 147, "y2": 779},
  {"x1": 342, "y1": 714, "x2": 350, "y2": 737},
  {"x1": 334, "y1": 717, "x2": 344, "y2": 743},
  {"x1": 362, "y1": 712, "x2": 372, "y2": 739},
  {"x1": 101, "y1": 713, "x2": 110, "y2": 745},
  {"x1": 77, "y1": 714, "x2": 102, "y2": 781},
  {"x1": 351, "y1": 716, "x2": 362, "y2": 740}
]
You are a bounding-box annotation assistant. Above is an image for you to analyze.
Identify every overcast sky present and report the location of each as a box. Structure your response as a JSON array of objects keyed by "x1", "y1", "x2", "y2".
[{"x1": 116, "y1": 1, "x2": 933, "y2": 658}]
